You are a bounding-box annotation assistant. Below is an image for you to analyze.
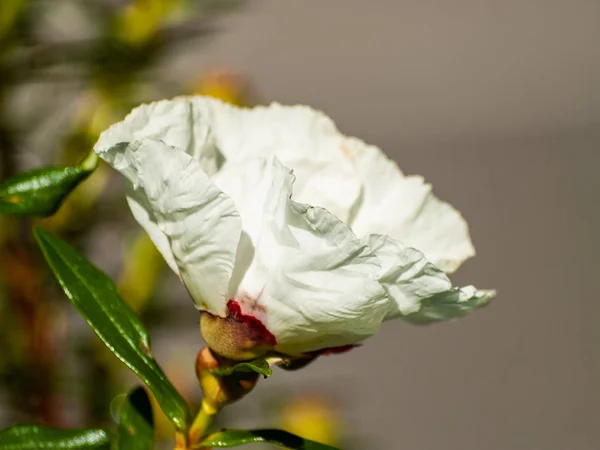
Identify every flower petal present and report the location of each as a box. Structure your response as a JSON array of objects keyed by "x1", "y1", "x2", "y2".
[
  {"x1": 212, "y1": 158, "x2": 388, "y2": 355},
  {"x1": 364, "y1": 234, "x2": 495, "y2": 322},
  {"x1": 210, "y1": 103, "x2": 361, "y2": 222},
  {"x1": 94, "y1": 139, "x2": 241, "y2": 316},
  {"x1": 347, "y1": 137, "x2": 475, "y2": 274},
  {"x1": 403, "y1": 285, "x2": 496, "y2": 324},
  {"x1": 95, "y1": 97, "x2": 227, "y2": 177},
  {"x1": 97, "y1": 97, "x2": 362, "y2": 222}
]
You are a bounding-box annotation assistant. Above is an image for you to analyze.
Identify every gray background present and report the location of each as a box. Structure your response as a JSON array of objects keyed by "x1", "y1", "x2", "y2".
[{"x1": 165, "y1": 1, "x2": 599, "y2": 449}]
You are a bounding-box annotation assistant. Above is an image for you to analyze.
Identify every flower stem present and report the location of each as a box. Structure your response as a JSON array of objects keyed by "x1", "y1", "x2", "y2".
[
  {"x1": 188, "y1": 399, "x2": 220, "y2": 447},
  {"x1": 174, "y1": 429, "x2": 188, "y2": 450}
]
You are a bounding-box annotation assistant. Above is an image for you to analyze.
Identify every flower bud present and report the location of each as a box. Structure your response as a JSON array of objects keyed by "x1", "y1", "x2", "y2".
[
  {"x1": 195, "y1": 347, "x2": 259, "y2": 410},
  {"x1": 199, "y1": 302, "x2": 276, "y2": 361}
]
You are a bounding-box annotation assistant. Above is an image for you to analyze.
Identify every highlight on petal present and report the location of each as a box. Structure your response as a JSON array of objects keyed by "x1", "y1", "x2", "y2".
[
  {"x1": 364, "y1": 234, "x2": 495, "y2": 323},
  {"x1": 346, "y1": 137, "x2": 476, "y2": 274},
  {"x1": 94, "y1": 139, "x2": 242, "y2": 317},
  {"x1": 212, "y1": 157, "x2": 388, "y2": 355}
]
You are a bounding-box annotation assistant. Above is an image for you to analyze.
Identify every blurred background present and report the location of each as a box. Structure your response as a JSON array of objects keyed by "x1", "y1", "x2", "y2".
[{"x1": 1, "y1": 1, "x2": 599, "y2": 449}]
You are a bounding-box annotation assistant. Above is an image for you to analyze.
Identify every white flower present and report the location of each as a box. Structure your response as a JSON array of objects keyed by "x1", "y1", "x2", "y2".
[{"x1": 94, "y1": 96, "x2": 495, "y2": 358}]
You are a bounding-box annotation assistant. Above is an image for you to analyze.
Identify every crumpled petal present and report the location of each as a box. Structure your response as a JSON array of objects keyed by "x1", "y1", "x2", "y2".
[
  {"x1": 95, "y1": 97, "x2": 227, "y2": 177},
  {"x1": 210, "y1": 102, "x2": 361, "y2": 222},
  {"x1": 94, "y1": 139, "x2": 241, "y2": 316},
  {"x1": 403, "y1": 285, "x2": 495, "y2": 324},
  {"x1": 364, "y1": 234, "x2": 495, "y2": 322},
  {"x1": 212, "y1": 157, "x2": 388, "y2": 355},
  {"x1": 346, "y1": 137, "x2": 476, "y2": 274},
  {"x1": 97, "y1": 97, "x2": 477, "y2": 275},
  {"x1": 96, "y1": 97, "x2": 362, "y2": 223}
]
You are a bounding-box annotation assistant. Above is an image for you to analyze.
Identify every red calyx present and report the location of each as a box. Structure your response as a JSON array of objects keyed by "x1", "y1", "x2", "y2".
[{"x1": 227, "y1": 300, "x2": 277, "y2": 346}]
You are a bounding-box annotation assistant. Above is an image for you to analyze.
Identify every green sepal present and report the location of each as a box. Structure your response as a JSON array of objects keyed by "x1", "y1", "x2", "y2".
[{"x1": 209, "y1": 359, "x2": 272, "y2": 378}]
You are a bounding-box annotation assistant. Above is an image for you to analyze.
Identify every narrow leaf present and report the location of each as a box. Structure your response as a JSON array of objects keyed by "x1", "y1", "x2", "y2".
[
  {"x1": 0, "y1": 153, "x2": 97, "y2": 216},
  {"x1": 201, "y1": 429, "x2": 339, "y2": 450},
  {"x1": 0, "y1": 426, "x2": 109, "y2": 449},
  {"x1": 113, "y1": 387, "x2": 154, "y2": 450},
  {"x1": 209, "y1": 359, "x2": 272, "y2": 378},
  {"x1": 34, "y1": 228, "x2": 189, "y2": 430}
]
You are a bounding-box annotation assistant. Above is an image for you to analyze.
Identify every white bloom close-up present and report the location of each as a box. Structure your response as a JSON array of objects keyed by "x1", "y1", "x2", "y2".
[{"x1": 94, "y1": 96, "x2": 495, "y2": 358}]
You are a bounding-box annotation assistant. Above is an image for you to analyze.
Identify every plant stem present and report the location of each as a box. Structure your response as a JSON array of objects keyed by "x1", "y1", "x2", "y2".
[
  {"x1": 174, "y1": 429, "x2": 188, "y2": 450},
  {"x1": 173, "y1": 400, "x2": 220, "y2": 450},
  {"x1": 188, "y1": 399, "x2": 219, "y2": 447}
]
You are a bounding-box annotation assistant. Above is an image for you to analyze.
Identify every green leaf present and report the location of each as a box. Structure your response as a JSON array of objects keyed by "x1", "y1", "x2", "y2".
[
  {"x1": 201, "y1": 429, "x2": 339, "y2": 450},
  {"x1": 113, "y1": 387, "x2": 154, "y2": 450},
  {"x1": 0, "y1": 153, "x2": 98, "y2": 217},
  {"x1": 208, "y1": 359, "x2": 272, "y2": 378},
  {"x1": 34, "y1": 228, "x2": 189, "y2": 430},
  {"x1": 0, "y1": 426, "x2": 109, "y2": 449}
]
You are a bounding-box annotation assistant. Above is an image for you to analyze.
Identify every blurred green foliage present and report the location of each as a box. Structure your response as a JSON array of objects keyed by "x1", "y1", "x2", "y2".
[{"x1": 0, "y1": 0, "x2": 244, "y2": 438}]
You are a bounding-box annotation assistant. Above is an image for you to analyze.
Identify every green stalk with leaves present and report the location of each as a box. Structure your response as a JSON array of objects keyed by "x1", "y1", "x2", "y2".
[{"x1": 0, "y1": 156, "x2": 340, "y2": 448}]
